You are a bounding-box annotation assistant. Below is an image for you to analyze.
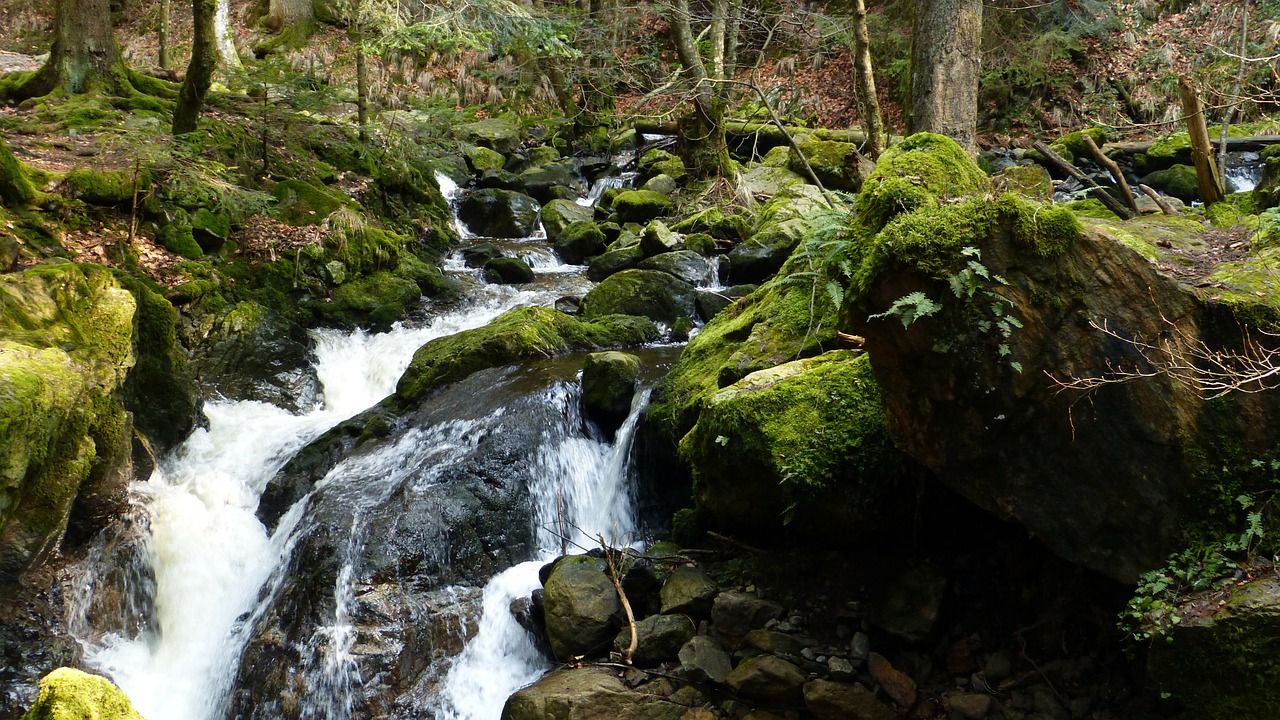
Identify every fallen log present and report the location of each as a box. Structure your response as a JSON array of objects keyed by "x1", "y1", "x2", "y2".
[
  {"x1": 1103, "y1": 135, "x2": 1280, "y2": 156},
  {"x1": 1032, "y1": 140, "x2": 1136, "y2": 220},
  {"x1": 634, "y1": 119, "x2": 896, "y2": 149}
]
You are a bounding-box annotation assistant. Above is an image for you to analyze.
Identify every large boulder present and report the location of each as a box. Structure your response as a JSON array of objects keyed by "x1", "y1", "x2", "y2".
[
  {"x1": 789, "y1": 135, "x2": 870, "y2": 191},
  {"x1": 543, "y1": 555, "x2": 623, "y2": 660},
  {"x1": 1254, "y1": 145, "x2": 1280, "y2": 211},
  {"x1": 637, "y1": 250, "x2": 714, "y2": 287},
  {"x1": 579, "y1": 269, "x2": 697, "y2": 324},
  {"x1": 20, "y1": 667, "x2": 144, "y2": 720},
  {"x1": 502, "y1": 667, "x2": 687, "y2": 720},
  {"x1": 856, "y1": 132, "x2": 990, "y2": 233},
  {"x1": 659, "y1": 565, "x2": 718, "y2": 616},
  {"x1": 586, "y1": 246, "x2": 645, "y2": 282},
  {"x1": 727, "y1": 217, "x2": 807, "y2": 284},
  {"x1": 542, "y1": 200, "x2": 595, "y2": 243},
  {"x1": 520, "y1": 162, "x2": 585, "y2": 204},
  {"x1": 612, "y1": 190, "x2": 674, "y2": 223},
  {"x1": 725, "y1": 655, "x2": 807, "y2": 704},
  {"x1": 456, "y1": 118, "x2": 522, "y2": 155},
  {"x1": 554, "y1": 222, "x2": 607, "y2": 265},
  {"x1": 612, "y1": 613, "x2": 695, "y2": 668},
  {"x1": 459, "y1": 189, "x2": 541, "y2": 238},
  {"x1": 0, "y1": 263, "x2": 137, "y2": 577},
  {"x1": 483, "y1": 256, "x2": 536, "y2": 284},
  {"x1": 581, "y1": 352, "x2": 640, "y2": 432},
  {"x1": 847, "y1": 175, "x2": 1280, "y2": 581},
  {"x1": 804, "y1": 679, "x2": 896, "y2": 720},
  {"x1": 1140, "y1": 164, "x2": 1200, "y2": 204}
]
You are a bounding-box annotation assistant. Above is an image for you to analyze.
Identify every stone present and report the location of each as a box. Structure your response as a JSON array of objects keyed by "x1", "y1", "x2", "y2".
[
  {"x1": 579, "y1": 269, "x2": 697, "y2": 324},
  {"x1": 827, "y1": 656, "x2": 855, "y2": 680},
  {"x1": 483, "y1": 256, "x2": 536, "y2": 284},
  {"x1": 464, "y1": 145, "x2": 507, "y2": 174},
  {"x1": 501, "y1": 667, "x2": 686, "y2": 720},
  {"x1": 739, "y1": 164, "x2": 807, "y2": 198},
  {"x1": 725, "y1": 655, "x2": 807, "y2": 705},
  {"x1": 586, "y1": 245, "x2": 646, "y2": 282},
  {"x1": 554, "y1": 221, "x2": 608, "y2": 264},
  {"x1": 659, "y1": 565, "x2": 718, "y2": 617},
  {"x1": 458, "y1": 189, "x2": 542, "y2": 238},
  {"x1": 946, "y1": 692, "x2": 994, "y2": 719},
  {"x1": 983, "y1": 650, "x2": 1012, "y2": 681},
  {"x1": 457, "y1": 117, "x2": 522, "y2": 154},
  {"x1": 711, "y1": 591, "x2": 784, "y2": 638},
  {"x1": 997, "y1": 164, "x2": 1053, "y2": 201},
  {"x1": 694, "y1": 284, "x2": 753, "y2": 322},
  {"x1": 671, "y1": 207, "x2": 750, "y2": 241},
  {"x1": 639, "y1": 220, "x2": 681, "y2": 257},
  {"x1": 542, "y1": 199, "x2": 595, "y2": 242},
  {"x1": 462, "y1": 242, "x2": 504, "y2": 268},
  {"x1": 867, "y1": 653, "x2": 916, "y2": 709},
  {"x1": 190, "y1": 208, "x2": 230, "y2": 253},
  {"x1": 555, "y1": 296, "x2": 581, "y2": 315},
  {"x1": 850, "y1": 632, "x2": 870, "y2": 661},
  {"x1": 613, "y1": 190, "x2": 674, "y2": 223},
  {"x1": 638, "y1": 250, "x2": 714, "y2": 287},
  {"x1": 643, "y1": 173, "x2": 678, "y2": 196},
  {"x1": 479, "y1": 168, "x2": 524, "y2": 190},
  {"x1": 581, "y1": 352, "x2": 641, "y2": 433},
  {"x1": 1254, "y1": 144, "x2": 1280, "y2": 210},
  {"x1": 528, "y1": 145, "x2": 561, "y2": 166},
  {"x1": 744, "y1": 629, "x2": 805, "y2": 656},
  {"x1": 1140, "y1": 164, "x2": 1201, "y2": 204},
  {"x1": 21, "y1": 667, "x2": 144, "y2": 720},
  {"x1": 726, "y1": 217, "x2": 807, "y2": 284},
  {"x1": 521, "y1": 162, "x2": 585, "y2": 204},
  {"x1": 614, "y1": 613, "x2": 695, "y2": 668},
  {"x1": 867, "y1": 561, "x2": 946, "y2": 642},
  {"x1": 789, "y1": 135, "x2": 867, "y2": 191},
  {"x1": 803, "y1": 679, "x2": 896, "y2": 720},
  {"x1": 542, "y1": 555, "x2": 623, "y2": 660},
  {"x1": 272, "y1": 179, "x2": 345, "y2": 226},
  {"x1": 678, "y1": 635, "x2": 733, "y2": 684}
]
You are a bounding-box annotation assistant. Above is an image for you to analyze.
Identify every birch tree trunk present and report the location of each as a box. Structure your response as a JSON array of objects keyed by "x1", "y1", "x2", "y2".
[
  {"x1": 908, "y1": 0, "x2": 982, "y2": 153},
  {"x1": 216, "y1": 0, "x2": 243, "y2": 70},
  {"x1": 851, "y1": 0, "x2": 883, "y2": 158}
]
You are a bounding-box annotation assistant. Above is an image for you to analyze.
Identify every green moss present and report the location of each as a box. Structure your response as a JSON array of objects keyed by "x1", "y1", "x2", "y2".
[
  {"x1": 1205, "y1": 246, "x2": 1280, "y2": 307},
  {"x1": 61, "y1": 169, "x2": 144, "y2": 206},
  {"x1": 322, "y1": 271, "x2": 421, "y2": 329},
  {"x1": 997, "y1": 164, "x2": 1053, "y2": 201},
  {"x1": 395, "y1": 253, "x2": 459, "y2": 298},
  {"x1": 156, "y1": 208, "x2": 204, "y2": 260},
  {"x1": 272, "y1": 179, "x2": 348, "y2": 226},
  {"x1": 580, "y1": 268, "x2": 695, "y2": 324},
  {"x1": 394, "y1": 306, "x2": 659, "y2": 406},
  {"x1": 1000, "y1": 193, "x2": 1082, "y2": 257},
  {"x1": 789, "y1": 136, "x2": 861, "y2": 191},
  {"x1": 1141, "y1": 164, "x2": 1201, "y2": 204},
  {"x1": 0, "y1": 137, "x2": 37, "y2": 207},
  {"x1": 1067, "y1": 197, "x2": 1122, "y2": 221},
  {"x1": 21, "y1": 667, "x2": 144, "y2": 720},
  {"x1": 1204, "y1": 201, "x2": 1257, "y2": 231},
  {"x1": 856, "y1": 132, "x2": 989, "y2": 233},
  {"x1": 1048, "y1": 127, "x2": 1108, "y2": 165},
  {"x1": 1254, "y1": 145, "x2": 1280, "y2": 211},
  {"x1": 671, "y1": 207, "x2": 751, "y2": 241},
  {"x1": 612, "y1": 189, "x2": 675, "y2": 223}
]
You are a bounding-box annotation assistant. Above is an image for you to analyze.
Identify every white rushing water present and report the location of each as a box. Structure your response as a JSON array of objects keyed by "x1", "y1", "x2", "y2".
[
  {"x1": 434, "y1": 389, "x2": 650, "y2": 720},
  {"x1": 77, "y1": 284, "x2": 566, "y2": 720}
]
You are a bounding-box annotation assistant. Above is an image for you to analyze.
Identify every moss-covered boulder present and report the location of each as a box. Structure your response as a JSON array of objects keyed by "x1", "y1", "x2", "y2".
[
  {"x1": 1047, "y1": 128, "x2": 1108, "y2": 166},
  {"x1": 191, "y1": 208, "x2": 231, "y2": 254},
  {"x1": 464, "y1": 144, "x2": 506, "y2": 174},
  {"x1": 671, "y1": 207, "x2": 750, "y2": 242},
  {"x1": 1141, "y1": 164, "x2": 1201, "y2": 204},
  {"x1": 542, "y1": 200, "x2": 595, "y2": 243},
  {"x1": 789, "y1": 135, "x2": 867, "y2": 191},
  {"x1": 996, "y1": 164, "x2": 1053, "y2": 201},
  {"x1": 483, "y1": 256, "x2": 535, "y2": 284},
  {"x1": 394, "y1": 307, "x2": 659, "y2": 406},
  {"x1": 579, "y1": 269, "x2": 697, "y2": 324},
  {"x1": 612, "y1": 190, "x2": 674, "y2": 223},
  {"x1": 1145, "y1": 577, "x2": 1280, "y2": 720},
  {"x1": 1254, "y1": 145, "x2": 1280, "y2": 211},
  {"x1": 520, "y1": 162, "x2": 584, "y2": 204},
  {"x1": 612, "y1": 613, "x2": 695, "y2": 668},
  {"x1": 856, "y1": 132, "x2": 990, "y2": 233},
  {"x1": 642, "y1": 173, "x2": 677, "y2": 196},
  {"x1": 1, "y1": 137, "x2": 37, "y2": 207},
  {"x1": 0, "y1": 263, "x2": 136, "y2": 576},
  {"x1": 553, "y1": 221, "x2": 607, "y2": 265},
  {"x1": 679, "y1": 351, "x2": 901, "y2": 538},
  {"x1": 542, "y1": 555, "x2": 623, "y2": 660},
  {"x1": 156, "y1": 207, "x2": 205, "y2": 259},
  {"x1": 586, "y1": 245, "x2": 645, "y2": 282},
  {"x1": 637, "y1": 250, "x2": 714, "y2": 287},
  {"x1": 273, "y1": 179, "x2": 347, "y2": 226},
  {"x1": 581, "y1": 351, "x2": 640, "y2": 432},
  {"x1": 457, "y1": 117, "x2": 522, "y2": 155},
  {"x1": 20, "y1": 667, "x2": 144, "y2": 720},
  {"x1": 726, "y1": 217, "x2": 807, "y2": 285},
  {"x1": 501, "y1": 667, "x2": 687, "y2": 720},
  {"x1": 458, "y1": 189, "x2": 541, "y2": 238},
  {"x1": 321, "y1": 271, "x2": 422, "y2": 330},
  {"x1": 61, "y1": 169, "x2": 139, "y2": 206}
]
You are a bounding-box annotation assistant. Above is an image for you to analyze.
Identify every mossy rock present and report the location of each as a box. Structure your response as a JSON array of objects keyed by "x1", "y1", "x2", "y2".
[
  {"x1": 789, "y1": 135, "x2": 864, "y2": 191},
  {"x1": 458, "y1": 189, "x2": 540, "y2": 238},
  {"x1": 612, "y1": 189, "x2": 674, "y2": 223},
  {"x1": 156, "y1": 207, "x2": 204, "y2": 260},
  {"x1": 671, "y1": 207, "x2": 750, "y2": 242},
  {"x1": 1067, "y1": 197, "x2": 1122, "y2": 221},
  {"x1": 393, "y1": 306, "x2": 659, "y2": 406},
  {"x1": 0, "y1": 263, "x2": 136, "y2": 575},
  {"x1": 61, "y1": 169, "x2": 141, "y2": 206},
  {"x1": 1141, "y1": 164, "x2": 1201, "y2": 204},
  {"x1": 395, "y1": 253, "x2": 459, "y2": 299},
  {"x1": 272, "y1": 179, "x2": 347, "y2": 226},
  {"x1": 640, "y1": 148, "x2": 676, "y2": 169},
  {"x1": 20, "y1": 667, "x2": 144, "y2": 720},
  {"x1": 997, "y1": 164, "x2": 1053, "y2": 201},
  {"x1": 553, "y1": 221, "x2": 607, "y2": 264},
  {"x1": 856, "y1": 132, "x2": 989, "y2": 234},
  {"x1": 1254, "y1": 145, "x2": 1280, "y2": 211},
  {"x1": 320, "y1": 271, "x2": 421, "y2": 329},
  {"x1": 463, "y1": 144, "x2": 506, "y2": 174},
  {"x1": 542, "y1": 199, "x2": 594, "y2": 242},
  {"x1": 456, "y1": 118, "x2": 522, "y2": 155},
  {"x1": 191, "y1": 208, "x2": 231, "y2": 253},
  {"x1": 0, "y1": 136, "x2": 37, "y2": 207},
  {"x1": 581, "y1": 351, "x2": 640, "y2": 431},
  {"x1": 726, "y1": 217, "x2": 807, "y2": 285},
  {"x1": 579, "y1": 268, "x2": 697, "y2": 324},
  {"x1": 1047, "y1": 128, "x2": 1108, "y2": 165},
  {"x1": 586, "y1": 245, "x2": 645, "y2": 281},
  {"x1": 483, "y1": 256, "x2": 535, "y2": 284}
]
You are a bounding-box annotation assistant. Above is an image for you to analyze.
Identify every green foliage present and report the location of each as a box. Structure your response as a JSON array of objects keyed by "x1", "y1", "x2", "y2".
[{"x1": 376, "y1": 0, "x2": 577, "y2": 60}]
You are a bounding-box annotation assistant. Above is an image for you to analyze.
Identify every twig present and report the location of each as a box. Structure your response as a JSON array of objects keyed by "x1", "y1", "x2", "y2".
[
  {"x1": 600, "y1": 534, "x2": 638, "y2": 666},
  {"x1": 1137, "y1": 184, "x2": 1180, "y2": 215}
]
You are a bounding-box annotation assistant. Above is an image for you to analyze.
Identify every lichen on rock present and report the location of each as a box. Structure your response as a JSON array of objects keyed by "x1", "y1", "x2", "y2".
[{"x1": 20, "y1": 667, "x2": 144, "y2": 720}]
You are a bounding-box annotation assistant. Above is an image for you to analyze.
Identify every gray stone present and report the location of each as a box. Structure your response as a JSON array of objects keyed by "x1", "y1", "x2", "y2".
[
  {"x1": 712, "y1": 591, "x2": 785, "y2": 638},
  {"x1": 804, "y1": 679, "x2": 896, "y2": 720},
  {"x1": 643, "y1": 173, "x2": 678, "y2": 196},
  {"x1": 458, "y1": 189, "x2": 541, "y2": 238},
  {"x1": 501, "y1": 667, "x2": 686, "y2": 720},
  {"x1": 827, "y1": 656, "x2": 855, "y2": 681},
  {"x1": 579, "y1": 269, "x2": 697, "y2": 325},
  {"x1": 613, "y1": 613, "x2": 695, "y2": 668},
  {"x1": 660, "y1": 565, "x2": 718, "y2": 617},
  {"x1": 725, "y1": 655, "x2": 807, "y2": 704},
  {"x1": 639, "y1": 219, "x2": 680, "y2": 257},
  {"x1": 483, "y1": 257, "x2": 535, "y2": 284},
  {"x1": 586, "y1": 245, "x2": 645, "y2": 282},
  {"x1": 947, "y1": 693, "x2": 994, "y2": 719},
  {"x1": 638, "y1": 250, "x2": 714, "y2": 287},
  {"x1": 542, "y1": 199, "x2": 594, "y2": 242},
  {"x1": 744, "y1": 629, "x2": 804, "y2": 656},
  {"x1": 461, "y1": 242, "x2": 503, "y2": 268},
  {"x1": 542, "y1": 555, "x2": 622, "y2": 660},
  {"x1": 726, "y1": 217, "x2": 807, "y2": 284},
  {"x1": 850, "y1": 631, "x2": 870, "y2": 661},
  {"x1": 679, "y1": 635, "x2": 733, "y2": 684}
]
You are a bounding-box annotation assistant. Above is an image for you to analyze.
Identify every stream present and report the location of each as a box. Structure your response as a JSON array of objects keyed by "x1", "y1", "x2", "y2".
[{"x1": 67, "y1": 170, "x2": 661, "y2": 719}]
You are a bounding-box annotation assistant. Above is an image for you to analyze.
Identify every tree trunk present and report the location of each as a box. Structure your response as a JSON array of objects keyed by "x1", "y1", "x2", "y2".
[
  {"x1": 1178, "y1": 76, "x2": 1225, "y2": 205},
  {"x1": 267, "y1": 0, "x2": 313, "y2": 31},
  {"x1": 0, "y1": 138, "x2": 37, "y2": 207},
  {"x1": 908, "y1": 0, "x2": 982, "y2": 153},
  {"x1": 11, "y1": 0, "x2": 131, "y2": 99},
  {"x1": 356, "y1": 19, "x2": 369, "y2": 143},
  {"x1": 670, "y1": 0, "x2": 733, "y2": 180},
  {"x1": 158, "y1": 0, "x2": 172, "y2": 70},
  {"x1": 1217, "y1": 0, "x2": 1249, "y2": 188},
  {"x1": 216, "y1": 0, "x2": 243, "y2": 69},
  {"x1": 851, "y1": 0, "x2": 884, "y2": 158},
  {"x1": 173, "y1": 0, "x2": 218, "y2": 135}
]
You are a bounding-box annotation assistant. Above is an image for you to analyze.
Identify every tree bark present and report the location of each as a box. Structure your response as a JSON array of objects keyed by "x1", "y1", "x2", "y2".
[
  {"x1": 851, "y1": 0, "x2": 884, "y2": 158},
  {"x1": 1217, "y1": 0, "x2": 1249, "y2": 188},
  {"x1": 159, "y1": 0, "x2": 172, "y2": 70},
  {"x1": 267, "y1": 0, "x2": 313, "y2": 31},
  {"x1": 1178, "y1": 76, "x2": 1225, "y2": 205},
  {"x1": 669, "y1": 0, "x2": 733, "y2": 180},
  {"x1": 173, "y1": 0, "x2": 218, "y2": 135},
  {"x1": 11, "y1": 0, "x2": 131, "y2": 99},
  {"x1": 908, "y1": 0, "x2": 982, "y2": 153},
  {"x1": 356, "y1": 18, "x2": 369, "y2": 143},
  {"x1": 216, "y1": 0, "x2": 243, "y2": 69}
]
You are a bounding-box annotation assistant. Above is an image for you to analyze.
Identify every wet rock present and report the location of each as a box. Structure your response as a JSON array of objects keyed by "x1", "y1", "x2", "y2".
[
  {"x1": 521, "y1": 162, "x2": 585, "y2": 204},
  {"x1": 659, "y1": 565, "x2": 718, "y2": 617},
  {"x1": 789, "y1": 136, "x2": 868, "y2": 191},
  {"x1": 726, "y1": 217, "x2": 806, "y2": 284},
  {"x1": 694, "y1": 284, "x2": 754, "y2": 322},
  {"x1": 541, "y1": 199, "x2": 595, "y2": 242},
  {"x1": 868, "y1": 652, "x2": 916, "y2": 709},
  {"x1": 483, "y1": 256, "x2": 536, "y2": 284},
  {"x1": 712, "y1": 591, "x2": 784, "y2": 638},
  {"x1": 1255, "y1": 145, "x2": 1279, "y2": 210},
  {"x1": 725, "y1": 655, "x2": 807, "y2": 704},
  {"x1": 672, "y1": 207, "x2": 750, "y2": 242},
  {"x1": 543, "y1": 555, "x2": 623, "y2": 660},
  {"x1": 614, "y1": 613, "x2": 695, "y2": 667},
  {"x1": 638, "y1": 250, "x2": 714, "y2": 287},
  {"x1": 502, "y1": 667, "x2": 686, "y2": 720},
  {"x1": 827, "y1": 656, "x2": 856, "y2": 681},
  {"x1": 462, "y1": 242, "x2": 504, "y2": 268},
  {"x1": 464, "y1": 144, "x2": 506, "y2": 174},
  {"x1": 555, "y1": 296, "x2": 582, "y2": 315},
  {"x1": 678, "y1": 635, "x2": 733, "y2": 684},
  {"x1": 867, "y1": 561, "x2": 946, "y2": 642},
  {"x1": 581, "y1": 351, "x2": 640, "y2": 433},
  {"x1": 849, "y1": 631, "x2": 870, "y2": 662},
  {"x1": 580, "y1": 269, "x2": 697, "y2": 325},
  {"x1": 804, "y1": 679, "x2": 896, "y2": 720},
  {"x1": 983, "y1": 650, "x2": 1012, "y2": 681},
  {"x1": 458, "y1": 189, "x2": 541, "y2": 238},
  {"x1": 457, "y1": 118, "x2": 522, "y2": 154},
  {"x1": 639, "y1": 220, "x2": 680, "y2": 257},
  {"x1": 643, "y1": 174, "x2": 678, "y2": 196},
  {"x1": 1140, "y1": 164, "x2": 1200, "y2": 203},
  {"x1": 586, "y1": 245, "x2": 645, "y2": 282},
  {"x1": 0, "y1": 567, "x2": 81, "y2": 716},
  {"x1": 553, "y1": 221, "x2": 607, "y2": 264},
  {"x1": 21, "y1": 667, "x2": 144, "y2": 720},
  {"x1": 613, "y1": 190, "x2": 674, "y2": 223},
  {"x1": 946, "y1": 692, "x2": 994, "y2": 719},
  {"x1": 479, "y1": 168, "x2": 524, "y2": 190}
]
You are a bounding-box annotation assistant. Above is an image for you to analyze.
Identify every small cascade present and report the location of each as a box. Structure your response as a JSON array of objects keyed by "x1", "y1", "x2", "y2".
[
  {"x1": 1225, "y1": 151, "x2": 1263, "y2": 193},
  {"x1": 435, "y1": 172, "x2": 476, "y2": 240},
  {"x1": 300, "y1": 516, "x2": 363, "y2": 720},
  {"x1": 577, "y1": 173, "x2": 635, "y2": 207},
  {"x1": 433, "y1": 389, "x2": 652, "y2": 720}
]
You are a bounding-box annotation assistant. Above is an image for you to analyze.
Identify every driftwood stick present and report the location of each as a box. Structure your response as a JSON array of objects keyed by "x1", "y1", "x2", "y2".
[
  {"x1": 600, "y1": 537, "x2": 637, "y2": 665},
  {"x1": 1138, "y1": 184, "x2": 1181, "y2": 215},
  {"x1": 1032, "y1": 140, "x2": 1135, "y2": 220},
  {"x1": 1082, "y1": 135, "x2": 1139, "y2": 215}
]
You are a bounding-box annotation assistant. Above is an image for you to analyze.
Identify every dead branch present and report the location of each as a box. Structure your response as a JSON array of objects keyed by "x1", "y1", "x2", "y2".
[
  {"x1": 1137, "y1": 184, "x2": 1181, "y2": 215},
  {"x1": 600, "y1": 534, "x2": 638, "y2": 666}
]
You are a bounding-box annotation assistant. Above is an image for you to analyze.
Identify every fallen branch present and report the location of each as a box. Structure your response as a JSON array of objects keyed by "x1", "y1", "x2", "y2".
[
  {"x1": 1032, "y1": 140, "x2": 1135, "y2": 220},
  {"x1": 1082, "y1": 135, "x2": 1138, "y2": 215},
  {"x1": 1138, "y1": 184, "x2": 1181, "y2": 215},
  {"x1": 600, "y1": 535, "x2": 638, "y2": 666}
]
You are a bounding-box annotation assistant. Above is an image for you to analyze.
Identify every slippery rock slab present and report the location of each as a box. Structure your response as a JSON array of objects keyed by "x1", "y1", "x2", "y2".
[{"x1": 502, "y1": 667, "x2": 686, "y2": 720}]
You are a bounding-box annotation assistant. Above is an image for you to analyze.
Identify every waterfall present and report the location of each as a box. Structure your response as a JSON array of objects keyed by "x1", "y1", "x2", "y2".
[{"x1": 433, "y1": 389, "x2": 651, "y2": 720}]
